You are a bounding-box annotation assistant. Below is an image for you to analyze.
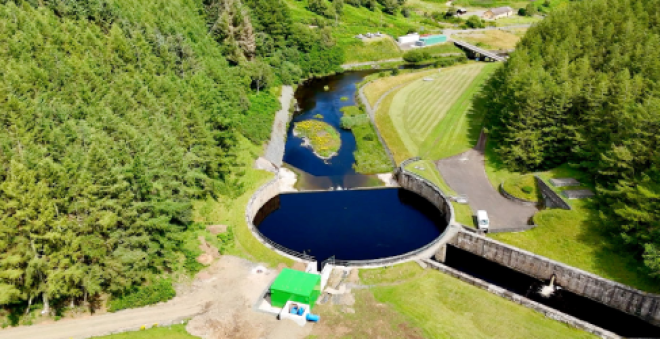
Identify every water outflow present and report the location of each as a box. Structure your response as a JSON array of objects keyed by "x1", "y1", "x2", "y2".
[{"x1": 442, "y1": 245, "x2": 660, "y2": 338}]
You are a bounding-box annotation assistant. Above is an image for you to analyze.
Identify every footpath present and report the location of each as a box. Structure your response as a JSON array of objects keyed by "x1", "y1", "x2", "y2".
[{"x1": 262, "y1": 85, "x2": 294, "y2": 167}]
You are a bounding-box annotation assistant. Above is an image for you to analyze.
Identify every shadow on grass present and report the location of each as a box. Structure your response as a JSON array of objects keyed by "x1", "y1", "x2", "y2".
[
  {"x1": 537, "y1": 165, "x2": 659, "y2": 292},
  {"x1": 577, "y1": 197, "x2": 659, "y2": 292}
]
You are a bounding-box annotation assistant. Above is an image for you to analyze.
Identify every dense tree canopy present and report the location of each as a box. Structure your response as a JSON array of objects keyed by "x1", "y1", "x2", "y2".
[
  {"x1": 482, "y1": 0, "x2": 660, "y2": 274},
  {"x1": 0, "y1": 0, "x2": 344, "y2": 312}
]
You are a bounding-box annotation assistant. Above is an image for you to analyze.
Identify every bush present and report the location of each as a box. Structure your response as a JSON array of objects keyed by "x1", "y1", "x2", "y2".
[
  {"x1": 432, "y1": 55, "x2": 467, "y2": 68},
  {"x1": 236, "y1": 92, "x2": 281, "y2": 144},
  {"x1": 403, "y1": 49, "x2": 431, "y2": 63},
  {"x1": 391, "y1": 68, "x2": 400, "y2": 75},
  {"x1": 466, "y1": 15, "x2": 485, "y2": 29},
  {"x1": 524, "y1": 3, "x2": 538, "y2": 16},
  {"x1": 401, "y1": 7, "x2": 411, "y2": 17},
  {"x1": 521, "y1": 186, "x2": 533, "y2": 194},
  {"x1": 108, "y1": 279, "x2": 176, "y2": 312},
  {"x1": 340, "y1": 115, "x2": 370, "y2": 129}
]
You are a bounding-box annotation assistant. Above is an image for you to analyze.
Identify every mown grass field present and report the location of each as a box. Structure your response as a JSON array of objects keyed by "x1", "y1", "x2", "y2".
[
  {"x1": 366, "y1": 263, "x2": 597, "y2": 339},
  {"x1": 453, "y1": 30, "x2": 523, "y2": 50},
  {"x1": 388, "y1": 63, "x2": 496, "y2": 158},
  {"x1": 364, "y1": 69, "x2": 439, "y2": 106},
  {"x1": 418, "y1": 63, "x2": 499, "y2": 159},
  {"x1": 374, "y1": 87, "x2": 414, "y2": 164}
]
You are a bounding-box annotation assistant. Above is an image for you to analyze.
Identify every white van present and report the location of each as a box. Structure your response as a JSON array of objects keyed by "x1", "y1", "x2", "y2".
[{"x1": 476, "y1": 210, "x2": 489, "y2": 232}]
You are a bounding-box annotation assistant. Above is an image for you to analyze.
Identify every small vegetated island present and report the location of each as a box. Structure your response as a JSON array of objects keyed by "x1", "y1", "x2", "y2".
[{"x1": 293, "y1": 120, "x2": 341, "y2": 159}]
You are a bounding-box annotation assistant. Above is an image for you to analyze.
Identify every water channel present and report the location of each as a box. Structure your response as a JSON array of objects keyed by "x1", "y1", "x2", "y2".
[
  {"x1": 443, "y1": 245, "x2": 660, "y2": 338},
  {"x1": 283, "y1": 70, "x2": 378, "y2": 189}
]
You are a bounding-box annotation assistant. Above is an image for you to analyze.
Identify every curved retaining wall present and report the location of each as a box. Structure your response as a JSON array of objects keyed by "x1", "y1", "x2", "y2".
[
  {"x1": 245, "y1": 177, "x2": 315, "y2": 263},
  {"x1": 498, "y1": 183, "x2": 538, "y2": 207},
  {"x1": 449, "y1": 230, "x2": 660, "y2": 326}
]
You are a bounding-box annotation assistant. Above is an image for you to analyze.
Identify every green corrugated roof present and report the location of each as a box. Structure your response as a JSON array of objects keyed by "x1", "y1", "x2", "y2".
[{"x1": 270, "y1": 268, "x2": 320, "y2": 296}]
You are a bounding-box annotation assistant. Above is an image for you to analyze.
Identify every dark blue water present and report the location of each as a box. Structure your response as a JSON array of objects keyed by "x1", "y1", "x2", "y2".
[
  {"x1": 284, "y1": 71, "x2": 376, "y2": 186},
  {"x1": 444, "y1": 245, "x2": 660, "y2": 337},
  {"x1": 256, "y1": 188, "x2": 447, "y2": 263}
]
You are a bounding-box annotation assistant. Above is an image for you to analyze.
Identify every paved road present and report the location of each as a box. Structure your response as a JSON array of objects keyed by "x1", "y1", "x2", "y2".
[{"x1": 435, "y1": 132, "x2": 536, "y2": 229}]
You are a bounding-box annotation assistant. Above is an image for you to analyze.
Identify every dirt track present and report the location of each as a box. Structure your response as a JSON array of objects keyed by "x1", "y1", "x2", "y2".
[{"x1": 0, "y1": 256, "x2": 311, "y2": 339}]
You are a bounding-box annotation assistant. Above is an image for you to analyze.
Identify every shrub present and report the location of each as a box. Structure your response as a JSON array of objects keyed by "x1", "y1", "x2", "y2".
[
  {"x1": 401, "y1": 7, "x2": 411, "y2": 17},
  {"x1": 340, "y1": 115, "x2": 370, "y2": 129},
  {"x1": 403, "y1": 49, "x2": 431, "y2": 63},
  {"x1": 238, "y1": 92, "x2": 281, "y2": 144},
  {"x1": 521, "y1": 186, "x2": 534, "y2": 194},
  {"x1": 466, "y1": 15, "x2": 484, "y2": 29},
  {"x1": 391, "y1": 68, "x2": 400, "y2": 76},
  {"x1": 108, "y1": 279, "x2": 176, "y2": 312}
]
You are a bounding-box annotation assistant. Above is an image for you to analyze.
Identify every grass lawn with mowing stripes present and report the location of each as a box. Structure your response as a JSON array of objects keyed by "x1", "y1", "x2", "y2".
[
  {"x1": 374, "y1": 87, "x2": 414, "y2": 164},
  {"x1": 419, "y1": 63, "x2": 500, "y2": 159},
  {"x1": 364, "y1": 69, "x2": 440, "y2": 107},
  {"x1": 389, "y1": 63, "x2": 489, "y2": 156}
]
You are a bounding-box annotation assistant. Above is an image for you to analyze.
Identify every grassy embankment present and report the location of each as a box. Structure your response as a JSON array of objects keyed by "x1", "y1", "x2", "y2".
[
  {"x1": 485, "y1": 144, "x2": 660, "y2": 292},
  {"x1": 354, "y1": 263, "x2": 597, "y2": 339},
  {"x1": 340, "y1": 106, "x2": 393, "y2": 173},
  {"x1": 405, "y1": 160, "x2": 474, "y2": 226},
  {"x1": 293, "y1": 120, "x2": 342, "y2": 158},
  {"x1": 93, "y1": 325, "x2": 198, "y2": 339}
]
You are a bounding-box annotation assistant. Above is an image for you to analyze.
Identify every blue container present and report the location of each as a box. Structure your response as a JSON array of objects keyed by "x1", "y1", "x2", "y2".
[
  {"x1": 297, "y1": 307, "x2": 305, "y2": 316},
  {"x1": 290, "y1": 306, "x2": 298, "y2": 314},
  {"x1": 306, "y1": 313, "x2": 320, "y2": 322}
]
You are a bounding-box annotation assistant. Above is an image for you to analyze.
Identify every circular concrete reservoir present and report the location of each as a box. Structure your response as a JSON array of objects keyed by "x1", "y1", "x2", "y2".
[{"x1": 253, "y1": 188, "x2": 449, "y2": 266}]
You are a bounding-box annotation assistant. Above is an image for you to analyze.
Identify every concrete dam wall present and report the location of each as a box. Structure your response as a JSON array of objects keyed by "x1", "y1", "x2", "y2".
[
  {"x1": 396, "y1": 158, "x2": 455, "y2": 227},
  {"x1": 447, "y1": 230, "x2": 660, "y2": 326}
]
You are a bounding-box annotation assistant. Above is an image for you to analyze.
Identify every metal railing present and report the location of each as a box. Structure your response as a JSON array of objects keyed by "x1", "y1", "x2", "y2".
[{"x1": 252, "y1": 226, "x2": 316, "y2": 261}]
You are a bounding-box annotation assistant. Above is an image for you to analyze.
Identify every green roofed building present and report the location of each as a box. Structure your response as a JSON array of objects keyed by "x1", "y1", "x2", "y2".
[{"x1": 270, "y1": 268, "x2": 321, "y2": 309}]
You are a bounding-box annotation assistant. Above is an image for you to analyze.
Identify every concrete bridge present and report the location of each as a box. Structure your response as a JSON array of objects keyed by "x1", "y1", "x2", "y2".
[{"x1": 452, "y1": 39, "x2": 507, "y2": 62}]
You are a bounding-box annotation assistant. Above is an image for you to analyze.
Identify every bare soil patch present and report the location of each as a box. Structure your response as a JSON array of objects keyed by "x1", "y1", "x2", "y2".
[{"x1": 206, "y1": 225, "x2": 227, "y2": 235}]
